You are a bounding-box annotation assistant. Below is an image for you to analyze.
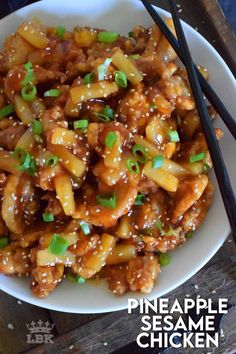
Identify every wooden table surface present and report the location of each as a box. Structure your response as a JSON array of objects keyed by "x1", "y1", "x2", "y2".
[{"x1": 0, "y1": 1, "x2": 236, "y2": 353}]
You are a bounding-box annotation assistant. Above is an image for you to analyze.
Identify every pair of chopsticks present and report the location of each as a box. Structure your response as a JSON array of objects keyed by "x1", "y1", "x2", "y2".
[
  {"x1": 141, "y1": 0, "x2": 236, "y2": 242},
  {"x1": 141, "y1": 0, "x2": 236, "y2": 140}
]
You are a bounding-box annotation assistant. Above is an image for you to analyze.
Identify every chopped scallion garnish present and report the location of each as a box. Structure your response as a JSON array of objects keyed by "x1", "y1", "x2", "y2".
[
  {"x1": 96, "y1": 193, "x2": 117, "y2": 209},
  {"x1": 21, "y1": 84, "x2": 37, "y2": 101},
  {"x1": 115, "y1": 71, "x2": 127, "y2": 88},
  {"x1": 150, "y1": 103, "x2": 157, "y2": 110},
  {"x1": 128, "y1": 54, "x2": 140, "y2": 60},
  {"x1": 42, "y1": 212, "x2": 54, "y2": 222},
  {"x1": 94, "y1": 106, "x2": 114, "y2": 122},
  {"x1": 13, "y1": 148, "x2": 37, "y2": 176},
  {"x1": 126, "y1": 159, "x2": 140, "y2": 175},
  {"x1": 80, "y1": 221, "x2": 90, "y2": 235},
  {"x1": 0, "y1": 237, "x2": 9, "y2": 249},
  {"x1": 203, "y1": 163, "x2": 210, "y2": 172},
  {"x1": 24, "y1": 61, "x2": 32, "y2": 70},
  {"x1": 135, "y1": 193, "x2": 145, "y2": 206},
  {"x1": 73, "y1": 119, "x2": 88, "y2": 131},
  {"x1": 21, "y1": 68, "x2": 35, "y2": 87},
  {"x1": 152, "y1": 155, "x2": 164, "y2": 169},
  {"x1": 56, "y1": 25, "x2": 66, "y2": 38},
  {"x1": 83, "y1": 72, "x2": 94, "y2": 85},
  {"x1": 97, "y1": 31, "x2": 119, "y2": 43},
  {"x1": 98, "y1": 58, "x2": 112, "y2": 81},
  {"x1": 189, "y1": 152, "x2": 206, "y2": 164},
  {"x1": 105, "y1": 131, "x2": 117, "y2": 148},
  {"x1": 185, "y1": 232, "x2": 194, "y2": 239},
  {"x1": 168, "y1": 130, "x2": 180, "y2": 143},
  {"x1": 0, "y1": 104, "x2": 14, "y2": 119},
  {"x1": 46, "y1": 155, "x2": 59, "y2": 167},
  {"x1": 132, "y1": 144, "x2": 149, "y2": 164},
  {"x1": 159, "y1": 253, "x2": 170, "y2": 266},
  {"x1": 32, "y1": 119, "x2": 43, "y2": 135},
  {"x1": 75, "y1": 276, "x2": 86, "y2": 284},
  {"x1": 128, "y1": 31, "x2": 135, "y2": 38},
  {"x1": 44, "y1": 89, "x2": 61, "y2": 97},
  {"x1": 48, "y1": 234, "x2": 69, "y2": 256}
]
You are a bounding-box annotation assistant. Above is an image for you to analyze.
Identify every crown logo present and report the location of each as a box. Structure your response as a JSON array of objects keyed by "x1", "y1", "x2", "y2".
[{"x1": 26, "y1": 320, "x2": 54, "y2": 334}]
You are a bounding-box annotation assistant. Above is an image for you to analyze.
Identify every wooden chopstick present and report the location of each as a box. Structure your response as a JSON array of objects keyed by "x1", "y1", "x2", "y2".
[
  {"x1": 165, "y1": 0, "x2": 236, "y2": 240},
  {"x1": 141, "y1": 0, "x2": 236, "y2": 140}
]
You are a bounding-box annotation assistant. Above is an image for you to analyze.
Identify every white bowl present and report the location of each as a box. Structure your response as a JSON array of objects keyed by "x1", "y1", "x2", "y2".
[{"x1": 0, "y1": 0, "x2": 235, "y2": 314}]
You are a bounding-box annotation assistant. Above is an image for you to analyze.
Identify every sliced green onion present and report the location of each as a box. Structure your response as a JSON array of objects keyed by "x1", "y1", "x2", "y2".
[
  {"x1": 67, "y1": 273, "x2": 86, "y2": 284},
  {"x1": 159, "y1": 253, "x2": 170, "y2": 266},
  {"x1": 0, "y1": 237, "x2": 9, "y2": 249},
  {"x1": 135, "y1": 193, "x2": 145, "y2": 206},
  {"x1": 44, "y1": 89, "x2": 61, "y2": 97},
  {"x1": 74, "y1": 119, "x2": 88, "y2": 131},
  {"x1": 67, "y1": 273, "x2": 76, "y2": 283},
  {"x1": 168, "y1": 130, "x2": 180, "y2": 143},
  {"x1": 126, "y1": 159, "x2": 140, "y2": 175},
  {"x1": 128, "y1": 31, "x2": 135, "y2": 38},
  {"x1": 105, "y1": 131, "x2": 117, "y2": 148},
  {"x1": 103, "y1": 106, "x2": 114, "y2": 119},
  {"x1": 42, "y1": 212, "x2": 54, "y2": 222},
  {"x1": 156, "y1": 221, "x2": 165, "y2": 236},
  {"x1": 34, "y1": 134, "x2": 43, "y2": 143},
  {"x1": 152, "y1": 155, "x2": 164, "y2": 169},
  {"x1": 24, "y1": 61, "x2": 32, "y2": 70},
  {"x1": 165, "y1": 225, "x2": 176, "y2": 236},
  {"x1": 189, "y1": 152, "x2": 206, "y2": 164},
  {"x1": 142, "y1": 228, "x2": 154, "y2": 236},
  {"x1": 185, "y1": 232, "x2": 194, "y2": 239},
  {"x1": 21, "y1": 84, "x2": 37, "y2": 101},
  {"x1": 13, "y1": 148, "x2": 37, "y2": 176},
  {"x1": 83, "y1": 72, "x2": 94, "y2": 85},
  {"x1": 75, "y1": 276, "x2": 86, "y2": 285},
  {"x1": 115, "y1": 71, "x2": 127, "y2": 88},
  {"x1": 97, "y1": 31, "x2": 119, "y2": 43},
  {"x1": 128, "y1": 54, "x2": 140, "y2": 60},
  {"x1": 56, "y1": 25, "x2": 66, "y2": 38},
  {"x1": 46, "y1": 155, "x2": 59, "y2": 167},
  {"x1": 0, "y1": 104, "x2": 14, "y2": 119},
  {"x1": 132, "y1": 144, "x2": 149, "y2": 164},
  {"x1": 203, "y1": 163, "x2": 211, "y2": 172},
  {"x1": 156, "y1": 221, "x2": 163, "y2": 231},
  {"x1": 80, "y1": 221, "x2": 90, "y2": 236},
  {"x1": 48, "y1": 234, "x2": 69, "y2": 256},
  {"x1": 32, "y1": 119, "x2": 43, "y2": 135},
  {"x1": 96, "y1": 193, "x2": 117, "y2": 209},
  {"x1": 21, "y1": 69, "x2": 35, "y2": 87},
  {"x1": 98, "y1": 58, "x2": 112, "y2": 81},
  {"x1": 150, "y1": 103, "x2": 157, "y2": 110},
  {"x1": 94, "y1": 106, "x2": 114, "y2": 122}
]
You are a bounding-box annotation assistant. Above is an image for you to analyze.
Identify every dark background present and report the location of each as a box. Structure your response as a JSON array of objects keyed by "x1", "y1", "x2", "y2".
[{"x1": 0, "y1": 0, "x2": 236, "y2": 33}]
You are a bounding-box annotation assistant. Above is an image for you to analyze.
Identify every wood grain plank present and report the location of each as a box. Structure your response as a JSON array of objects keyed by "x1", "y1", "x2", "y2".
[
  {"x1": 0, "y1": 2, "x2": 235, "y2": 354},
  {"x1": 48, "y1": 312, "x2": 104, "y2": 334},
  {"x1": 0, "y1": 291, "x2": 55, "y2": 354},
  {"x1": 24, "y1": 253, "x2": 236, "y2": 354},
  {"x1": 153, "y1": 0, "x2": 235, "y2": 73},
  {"x1": 199, "y1": 0, "x2": 236, "y2": 75}
]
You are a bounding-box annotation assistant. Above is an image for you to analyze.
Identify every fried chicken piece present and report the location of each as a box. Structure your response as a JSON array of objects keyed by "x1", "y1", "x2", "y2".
[
  {"x1": 126, "y1": 254, "x2": 160, "y2": 293},
  {"x1": 171, "y1": 175, "x2": 209, "y2": 224},
  {"x1": 117, "y1": 83, "x2": 150, "y2": 133},
  {"x1": 180, "y1": 180, "x2": 214, "y2": 232},
  {"x1": 0, "y1": 246, "x2": 31, "y2": 275},
  {"x1": 0, "y1": 122, "x2": 26, "y2": 150},
  {"x1": 106, "y1": 264, "x2": 129, "y2": 296},
  {"x1": 31, "y1": 264, "x2": 64, "y2": 298}
]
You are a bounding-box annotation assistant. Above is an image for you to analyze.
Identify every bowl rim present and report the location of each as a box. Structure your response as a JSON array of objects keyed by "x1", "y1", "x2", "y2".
[{"x1": 0, "y1": 0, "x2": 234, "y2": 314}]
